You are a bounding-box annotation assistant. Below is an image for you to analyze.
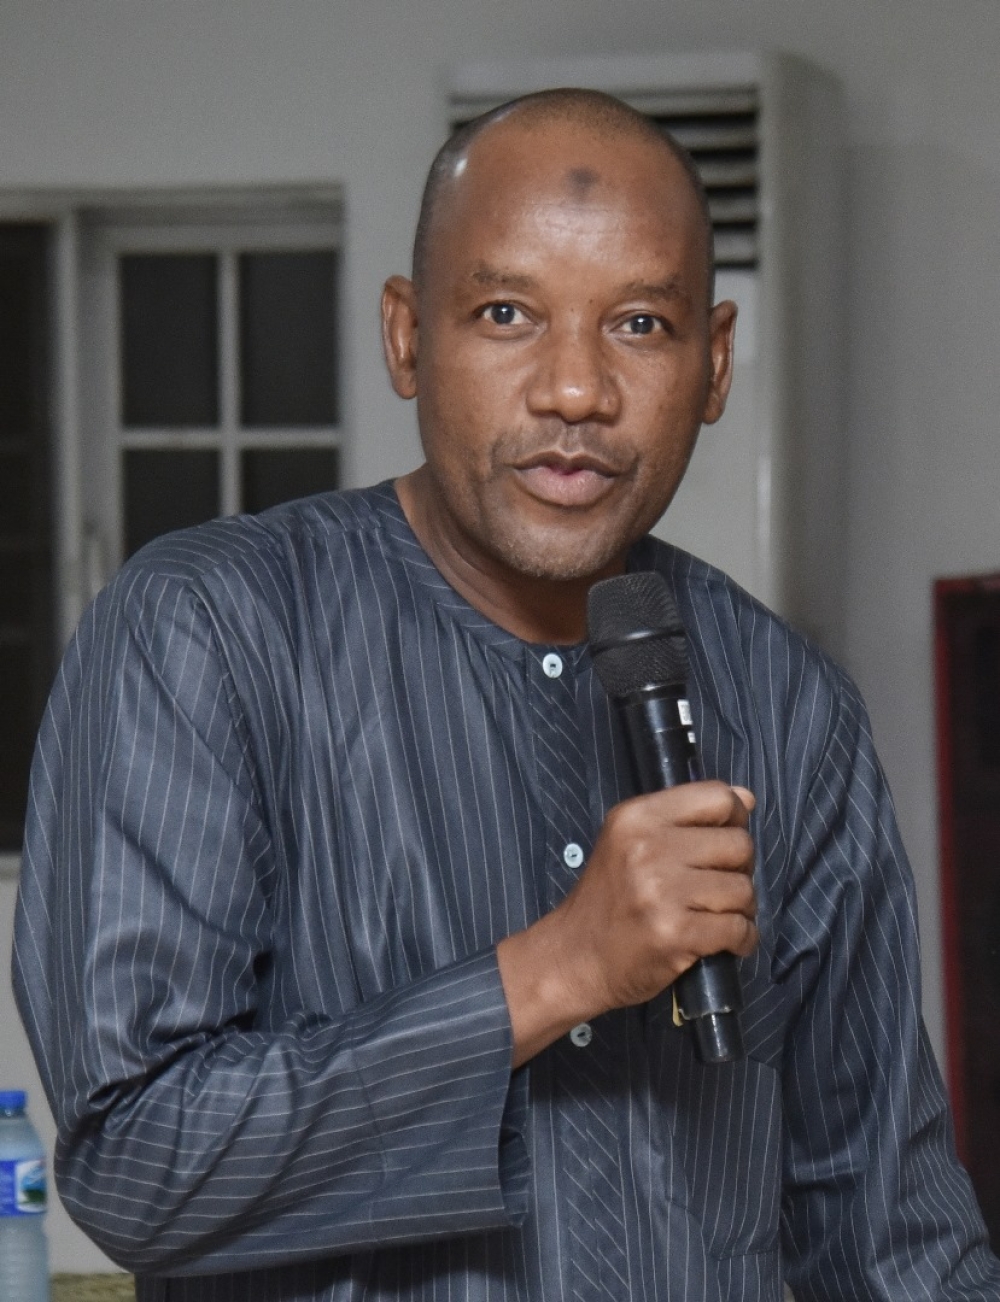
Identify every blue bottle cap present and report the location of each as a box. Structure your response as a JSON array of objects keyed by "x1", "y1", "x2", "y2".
[{"x1": 0, "y1": 1091, "x2": 27, "y2": 1111}]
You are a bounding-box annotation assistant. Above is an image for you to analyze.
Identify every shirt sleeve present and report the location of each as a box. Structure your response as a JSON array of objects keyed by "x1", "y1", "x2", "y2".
[
  {"x1": 12, "y1": 560, "x2": 530, "y2": 1277},
  {"x1": 776, "y1": 668, "x2": 1000, "y2": 1299}
]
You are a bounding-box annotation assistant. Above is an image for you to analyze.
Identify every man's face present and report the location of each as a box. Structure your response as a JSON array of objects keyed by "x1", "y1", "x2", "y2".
[{"x1": 383, "y1": 118, "x2": 735, "y2": 591}]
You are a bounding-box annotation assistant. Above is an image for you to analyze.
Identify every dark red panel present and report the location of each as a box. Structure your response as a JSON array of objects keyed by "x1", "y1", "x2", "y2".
[{"x1": 935, "y1": 573, "x2": 1000, "y2": 1249}]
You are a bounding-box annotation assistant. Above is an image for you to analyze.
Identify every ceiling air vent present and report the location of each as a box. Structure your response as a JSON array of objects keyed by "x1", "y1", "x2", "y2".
[{"x1": 448, "y1": 85, "x2": 760, "y2": 271}]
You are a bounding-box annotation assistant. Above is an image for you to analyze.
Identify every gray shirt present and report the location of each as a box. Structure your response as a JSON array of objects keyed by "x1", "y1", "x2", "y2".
[{"x1": 14, "y1": 483, "x2": 998, "y2": 1300}]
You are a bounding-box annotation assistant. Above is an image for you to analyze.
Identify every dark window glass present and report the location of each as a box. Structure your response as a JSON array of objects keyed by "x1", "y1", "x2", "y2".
[
  {"x1": 0, "y1": 235, "x2": 45, "y2": 438},
  {"x1": 120, "y1": 254, "x2": 219, "y2": 427},
  {"x1": 0, "y1": 552, "x2": 33, "y2": 624},
  {"x1": 241, "y1": 447, "x2": 340, "y2": 514},
  {"x1": 0, "y1": 224, "x2": 53, "y2": 851},
  {"x1": 239, "y1": 251, "x2": 338, "y2": 427},
  {"x1": 0, "y1": 645, "x2": 37, "y2": 848},
  {"x1": 123, "y1": 449, "x2": 220, "y2": 557},
  {"x1": 0, "y1": 446, "x2": 33, "y2": 534}
]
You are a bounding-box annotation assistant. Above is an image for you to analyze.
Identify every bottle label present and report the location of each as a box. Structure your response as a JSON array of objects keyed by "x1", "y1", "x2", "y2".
[{"x1": 0, "y1": 1158, "x2": 47, "y2": 1215}]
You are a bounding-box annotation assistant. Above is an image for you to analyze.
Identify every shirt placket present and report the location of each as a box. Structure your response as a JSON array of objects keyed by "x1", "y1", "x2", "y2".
[{"x1": 528, "y1": 646, "x2": 633, "y2": 1302}]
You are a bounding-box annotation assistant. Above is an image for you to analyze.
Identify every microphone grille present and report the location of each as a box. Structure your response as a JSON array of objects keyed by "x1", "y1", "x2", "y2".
[{"x1": 587, "y1": 572, "x2": 689, "y2": 697}]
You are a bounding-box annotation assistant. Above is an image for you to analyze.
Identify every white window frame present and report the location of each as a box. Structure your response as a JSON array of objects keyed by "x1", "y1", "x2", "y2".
[
  {"x1": 0, "y1": 186, "x2": 342, "y2": 880},
  {"x1": 82, "y1": 207, "x2": 342, "y2": 580}
]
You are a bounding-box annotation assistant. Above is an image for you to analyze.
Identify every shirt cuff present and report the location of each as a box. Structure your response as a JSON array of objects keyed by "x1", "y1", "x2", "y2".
[{"x1": 348, "y1": 947, "x2": 530, "y2": 1239}]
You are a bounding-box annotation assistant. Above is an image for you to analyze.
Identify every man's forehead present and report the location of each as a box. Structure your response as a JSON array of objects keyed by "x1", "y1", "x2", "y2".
[
  {"x1": 566, "y1": 166, "x2": 601, "y2": 197},
  {"x1": 415, "y1": 108, "x2": 714, "y2": 304},
  {"x1": 441, "y1": 133, "x2": 698, "y2": 248},
  {"x1": 457, "y1": 114, "x2": 678, "y2": 187},
  {"x1": 437, "y1": 132, "x2": 690, "y2": 250}
]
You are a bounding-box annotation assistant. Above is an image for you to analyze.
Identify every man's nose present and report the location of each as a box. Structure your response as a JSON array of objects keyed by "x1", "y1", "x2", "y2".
[{"x1": 525, "y1": 323, "x2": 621, "y2": 424}]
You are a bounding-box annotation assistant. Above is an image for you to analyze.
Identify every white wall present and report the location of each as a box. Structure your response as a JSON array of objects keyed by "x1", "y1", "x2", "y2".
[{"x1": 2, "y1": 0, "x2": 999, "y2": 1272}]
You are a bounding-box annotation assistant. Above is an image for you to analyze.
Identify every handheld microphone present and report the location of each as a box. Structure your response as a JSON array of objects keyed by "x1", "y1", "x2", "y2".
[{"x1": 587, "y1": 570, "x2": 744, "y2": 1065}]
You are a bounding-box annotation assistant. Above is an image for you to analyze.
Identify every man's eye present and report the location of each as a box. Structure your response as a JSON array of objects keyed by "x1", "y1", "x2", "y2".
[
  {"x1": 482, "y1": 303, "x2": 523, "y2": 326},
  {"x1": 624, "y1": 314, "x2": 660, "y2": 336}
]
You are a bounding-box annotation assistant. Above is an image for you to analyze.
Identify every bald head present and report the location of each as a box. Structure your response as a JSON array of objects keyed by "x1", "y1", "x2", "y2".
[{"x1": 412, "y1": 88, "x2": 715, "y2": 299}]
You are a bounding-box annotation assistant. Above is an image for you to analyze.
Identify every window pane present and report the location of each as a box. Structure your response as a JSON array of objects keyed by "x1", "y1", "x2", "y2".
[
  {"x1": 239, "y1": 251, "x2": 337, "y2": 426},
  {"x1": 0, "y1": 224, "x2": 53, "y2": 852},
  {"x1": 0, "y1": 229, "x2": 46, "y2": 438},
  {"x1": 0, "y1": 644, "x2": 36, "y2": 849},
  {"x1": 241, "y1": 447, "x2": 339, "y2": 514},
  {"x1": 120, "y1": 254, "x2": 219, "y2": 427},
  {"x1": 0, "y1": 448, "x2": 32, "y2": 534},
  {"x1": 0, "y1": 550, "x2": 32, "y2": 623},
  {"x1": 124, "y1": 448, "x2": 220, "y2": 557}
]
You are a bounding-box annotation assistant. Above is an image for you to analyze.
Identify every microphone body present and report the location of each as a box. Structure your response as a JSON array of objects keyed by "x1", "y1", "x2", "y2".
[{"x1": 587, "y1": 573, "x2": 745, "y2": 1065}]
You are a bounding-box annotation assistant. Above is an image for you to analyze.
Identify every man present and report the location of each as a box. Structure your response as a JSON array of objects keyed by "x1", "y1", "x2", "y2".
[{"x1": 14, "y1": 90, "x2": 999, "y2": 1300}]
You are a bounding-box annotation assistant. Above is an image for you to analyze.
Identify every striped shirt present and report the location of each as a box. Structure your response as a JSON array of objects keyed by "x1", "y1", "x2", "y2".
[{"x1": 13, "y1": 482, "x2": 999, "y2": 1301}]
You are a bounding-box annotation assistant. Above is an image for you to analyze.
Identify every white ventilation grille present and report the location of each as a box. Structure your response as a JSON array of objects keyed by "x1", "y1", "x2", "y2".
[{"x1": 447, "y1": 86, "x2": 760, "y2": 269}]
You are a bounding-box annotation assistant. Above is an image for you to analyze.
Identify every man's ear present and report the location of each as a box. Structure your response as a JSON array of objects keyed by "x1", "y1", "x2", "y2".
[
  {"x1": 381, "y1": 275, "x2": 420, "y2": 400},
  {"x1": 701, "y1": 299, "x2": 738, "y2": 426}
]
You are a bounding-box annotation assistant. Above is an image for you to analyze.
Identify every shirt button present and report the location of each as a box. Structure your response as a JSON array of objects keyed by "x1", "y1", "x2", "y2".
[
  {"x1": 563, "y1": 842, "x2": 584, "y2": 868},
  {"x1": 542, "y1": 653, "x2": 563, "y2": 678},
  {"x1": 569, "y1": 1023, "x2": 593, "y2": 1048}
]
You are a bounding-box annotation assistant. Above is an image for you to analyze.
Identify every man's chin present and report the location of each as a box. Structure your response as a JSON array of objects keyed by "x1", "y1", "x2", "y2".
[{"x1": 489, "y1": 526, "x2": 633, "y2": 586}]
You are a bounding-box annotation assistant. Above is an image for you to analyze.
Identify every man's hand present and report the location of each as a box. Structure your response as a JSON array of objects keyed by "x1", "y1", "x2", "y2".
[{"x1": 496, "y1": 781, "x2": 757, "y2": 1067}]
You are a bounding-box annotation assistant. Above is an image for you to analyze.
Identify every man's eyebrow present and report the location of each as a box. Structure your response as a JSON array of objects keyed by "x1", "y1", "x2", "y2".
[
  {"x1": 620, "y1": 278, "x2": 693, "y2": 307},
  {"x1": 467, "y1": 267, "x2": 696, "y2": 306},
  {"x1": 469, "y1": 266, "x2": 538, "y2": 293}
]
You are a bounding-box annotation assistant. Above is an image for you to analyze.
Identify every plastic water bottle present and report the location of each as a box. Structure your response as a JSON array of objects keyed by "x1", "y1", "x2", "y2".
[{"x1": 0, "y1": 1090, "x2": 49, "y2": 1301}]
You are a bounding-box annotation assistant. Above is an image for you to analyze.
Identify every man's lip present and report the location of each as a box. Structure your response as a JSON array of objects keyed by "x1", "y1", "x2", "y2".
[
  {"x1": 513, "y1": 449, "x2": 621, "y2": 476},
  {"x1": 511, "y1": 455, "x2": 621, "y2": 508}
]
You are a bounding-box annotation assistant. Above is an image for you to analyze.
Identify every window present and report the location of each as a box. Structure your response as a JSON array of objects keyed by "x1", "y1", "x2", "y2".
[
  {"x1": 0, "y1": 225, "x2": 55, "y2": 853},
  {"x1": 80, "y1": 201, "x2": 342, "y2": 576},
  {"x1": 0, "y1": 189, "x2": 342, "y2": 863}
]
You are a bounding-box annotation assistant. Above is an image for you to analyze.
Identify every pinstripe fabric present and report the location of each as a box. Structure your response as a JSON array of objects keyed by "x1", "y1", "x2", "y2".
[{"x1": 13, "y1": 482, "x2": 1000, "y2": 1300}]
